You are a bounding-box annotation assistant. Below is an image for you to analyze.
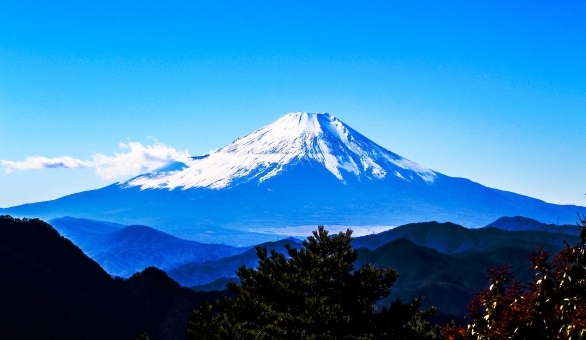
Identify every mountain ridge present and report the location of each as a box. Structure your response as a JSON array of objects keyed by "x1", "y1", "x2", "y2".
[
  {"x1": 2, "y1": 112, "x2": 585, "y2": 243},
  {"x1": 485, "y1": 216, "x2": 579, "y2": 235},
  {"x1": 0, "y1": 216, "x2": 223, "y2": 340},
  {"x1": 49, "y1": 216, "x2": 247, "y2": 277},
  {"x1": 352, "y1": 221, "x2": 579, "y2": 253}
]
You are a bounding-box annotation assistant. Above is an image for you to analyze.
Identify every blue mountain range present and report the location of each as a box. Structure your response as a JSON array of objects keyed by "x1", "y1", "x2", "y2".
[{"x1": 2, "y1": 112, "x2": 584, "y2": 245}]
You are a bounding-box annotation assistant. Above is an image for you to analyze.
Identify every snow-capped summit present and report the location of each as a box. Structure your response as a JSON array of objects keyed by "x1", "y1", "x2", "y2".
[
  {"x1": 4, "y1": 111, "x2": 586, "y2": 245},
  {"x1": 125, "y1": 112, "x2": 436, "y2": 190}
]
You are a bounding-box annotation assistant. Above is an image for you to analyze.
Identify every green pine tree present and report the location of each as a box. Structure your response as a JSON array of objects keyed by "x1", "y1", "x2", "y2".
[{"x1": 186, "y1": 226, "x2": 442, "y2": 340}]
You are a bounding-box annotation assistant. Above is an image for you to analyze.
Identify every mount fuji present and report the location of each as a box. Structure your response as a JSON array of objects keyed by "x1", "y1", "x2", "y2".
[{"x1": 3, "y1": 112, "x2": 584, "y2": 245}]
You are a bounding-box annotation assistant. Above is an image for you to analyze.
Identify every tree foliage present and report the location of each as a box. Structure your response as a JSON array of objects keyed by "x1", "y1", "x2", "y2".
[
  {"x1": 444, "y1": 216, "x2": 586, "y2": 340},
  {"x1": 186, "y1": 226, "x2": 442, "y2": 340}
]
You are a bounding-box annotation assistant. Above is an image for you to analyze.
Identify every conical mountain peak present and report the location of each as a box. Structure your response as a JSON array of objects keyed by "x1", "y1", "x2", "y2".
[
  {"x1": 6, "y1": 113, "x2": 585, "y2": 236},
  {"x1": 124, "y1": 112, "x2": 436, "y2": 190}
]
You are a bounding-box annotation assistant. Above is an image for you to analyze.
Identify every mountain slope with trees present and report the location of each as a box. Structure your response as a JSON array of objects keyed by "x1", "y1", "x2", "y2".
[
  {"x1": 0, "y1": 215, "x2": 229, "y2": 340},
  {"x1": 445, "y1": 216, "x2": 586, "y2": 339}
]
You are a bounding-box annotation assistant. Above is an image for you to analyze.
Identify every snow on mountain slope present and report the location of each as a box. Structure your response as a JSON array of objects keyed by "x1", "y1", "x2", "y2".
[
  {"x1": 125, "y1": 112, "x2": 436, "y2": 190},
  {"x1": 4, "y1": 111, "x2": 586, "y2": 243}
]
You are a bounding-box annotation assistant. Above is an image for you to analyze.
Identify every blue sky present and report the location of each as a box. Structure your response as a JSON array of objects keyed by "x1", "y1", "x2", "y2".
[{"x1": 1, "y1": 0, "x2": 585, "y2": 208}]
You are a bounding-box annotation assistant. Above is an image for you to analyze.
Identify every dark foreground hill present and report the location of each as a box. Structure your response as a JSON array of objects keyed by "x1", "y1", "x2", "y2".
[{"x1": 0, "y1": 216, "x2": 229, "y2": 340}]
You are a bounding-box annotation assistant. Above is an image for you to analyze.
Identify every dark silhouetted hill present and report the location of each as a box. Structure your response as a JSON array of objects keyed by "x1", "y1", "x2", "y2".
[
  {"x1": 0, "y1": 216, "x2": 230, "y2": 340},
  {"x1": 351, "y1": 221, "x2": 579, "y2": 253},
  {"x1": 355, "y1": 237, "x2": 545, "y2": 316},
  {"x1": 485, "y1": 215, "x2": 579, "y2": 235}
]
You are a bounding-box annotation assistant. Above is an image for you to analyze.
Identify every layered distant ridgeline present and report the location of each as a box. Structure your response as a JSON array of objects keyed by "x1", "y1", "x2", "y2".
[
  {"x1": 48, "y1": 216, "x2": 246, "y2": 277},
  {"x1": 39, "y1": 215, "x2": 579, "y2": 319},
  {"x1": 2, "y1": 113, "x2": 584, "y2": 245},
  {"x1": 352, "y1": 219, "x2": 579, "y2": 316},
  {"x1": 179, "y1": 219, "x2": 579, "y2": 317},
  {"x1": 0, "y1": 214, "x2": 581, "y2": 335}
]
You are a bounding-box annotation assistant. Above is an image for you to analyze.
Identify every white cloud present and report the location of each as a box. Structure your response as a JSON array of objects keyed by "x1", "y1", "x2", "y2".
[
  {"x1": 1, "y1": 141, "x2": 190, "y2": 179},
  {"x1": 92, "y1": 141, "x2": 190, "y2": 179},
  {"x1": 1, "y1": 156, "x2": 93, "y2": 173}
]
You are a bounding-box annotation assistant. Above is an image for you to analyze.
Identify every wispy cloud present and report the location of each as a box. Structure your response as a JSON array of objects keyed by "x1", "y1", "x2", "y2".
[
  {"x1": 1, "y1": 156, "x2": 93, "y2": 172},
  {"x1": 1, "y1": 141, "x2": 190, "y2": 179}
]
